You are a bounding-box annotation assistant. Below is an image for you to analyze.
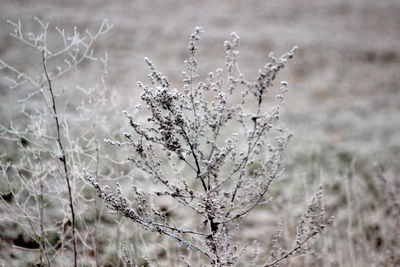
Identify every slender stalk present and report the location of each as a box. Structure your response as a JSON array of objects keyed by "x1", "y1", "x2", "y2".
[
  {"x1": 42, "y1": 51, "x2": 77, "y2": 267},
  {"x1": 94, "y1": 142, "x2": 100, "y2": 267},
  {"x1": 39, "y1": 177, "x2": 51, "y2": 266},
  {"x1": 263, "y1": 231, "x2": 318, "y2": 267},
  {"x1": 179, "y1": 125, "x2": 207, "y2": 191}
]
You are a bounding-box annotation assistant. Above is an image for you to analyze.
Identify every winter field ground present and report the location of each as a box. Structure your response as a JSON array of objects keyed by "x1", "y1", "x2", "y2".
[{"x1": 0, "y1": 0, "x2": 399, "y2": 266}]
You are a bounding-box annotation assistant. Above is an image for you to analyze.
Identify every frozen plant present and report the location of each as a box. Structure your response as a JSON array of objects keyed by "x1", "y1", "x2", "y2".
[
  {"x1": 88, "y1": 27, "x2": 331, "y2": 266},
  {"x1": 0, "y1": 18, "x2": 113, "y2": 266}
]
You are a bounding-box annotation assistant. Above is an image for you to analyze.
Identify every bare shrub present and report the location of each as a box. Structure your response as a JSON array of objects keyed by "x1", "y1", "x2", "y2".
[
  {"x1": 87, "y1": 27, "x2": 331, "y2": 266},
  {"x1": 0, "y1": 18, "x2": 113, "y2": 266}
]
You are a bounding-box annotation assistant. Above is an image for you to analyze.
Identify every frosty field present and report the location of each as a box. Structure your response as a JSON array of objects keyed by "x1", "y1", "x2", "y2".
[{"x1": 0, "y1": 0, "x2": 399, "y2": 266}]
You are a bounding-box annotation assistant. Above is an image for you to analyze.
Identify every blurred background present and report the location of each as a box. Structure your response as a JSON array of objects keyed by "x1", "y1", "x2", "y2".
[
  {"x1": 1, "y1": 0, "x2": 399, "y2": 156},
  {"x1": 0, "y1": 0, "x2": 399, "y2": 266}
]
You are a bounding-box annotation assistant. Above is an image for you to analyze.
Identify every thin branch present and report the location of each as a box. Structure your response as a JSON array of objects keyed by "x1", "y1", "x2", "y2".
[
  {"x1": 179, "y1": 125, "x2": 207, "y2": 191},
  {"x1": 42, "y1": 51, "x2": 77, "y2": 267},
  {"x1": 263, "y1": 231, "x2": 317, "y2": 267}
]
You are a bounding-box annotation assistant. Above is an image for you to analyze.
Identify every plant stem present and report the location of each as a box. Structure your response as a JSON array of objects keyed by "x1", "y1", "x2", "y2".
[{"x1": 42, "y1": 51, "x2": 77, "y2": 267}]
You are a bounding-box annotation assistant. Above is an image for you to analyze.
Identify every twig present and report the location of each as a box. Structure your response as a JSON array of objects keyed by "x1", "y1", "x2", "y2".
[
  {"x1": 94, "y1": 142, "x2": 100, "y2": 267},
  {"x1": 42, "y1": 51, "x2": 77, "y2": 267},
  {"x1": 263, "y1": 231, "x2": 317, "y2": 267}
]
